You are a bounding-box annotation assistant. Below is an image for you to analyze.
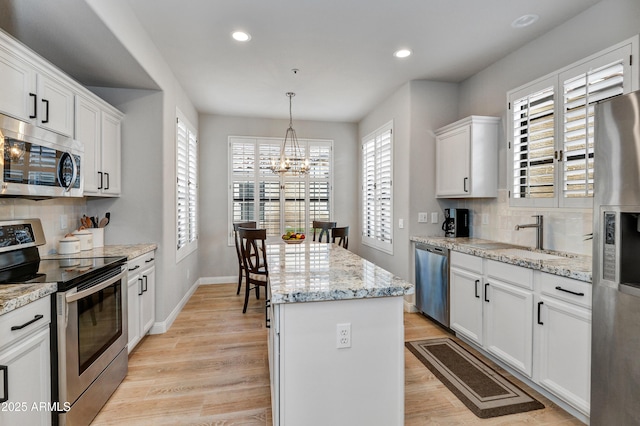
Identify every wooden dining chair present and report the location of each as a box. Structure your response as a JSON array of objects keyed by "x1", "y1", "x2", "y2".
[
  {"x1": 312, "y1": 220, "x2": 336, "y2": 243},
  {"x1": 233, "y1": 221, "x2": 257, "y2": 295},
  {"x1": 238, "y1": 227, "x2": 269, "y2": 314},
  {"x1": 331, "y1": 226, "x2": 349, "y2": 249}
]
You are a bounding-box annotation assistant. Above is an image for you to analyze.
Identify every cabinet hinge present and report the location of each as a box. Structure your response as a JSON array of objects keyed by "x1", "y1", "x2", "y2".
[
  {"x1": 631, "y1": 54, "x2": 633, "y2": 66},
  {"x1": 508, "y1": 141, "x2": 511, "y2": 149},
  {"x1": 508, "y1": 190, "x2": 511, "y2": 198},
  {"x1": 508, "y1": 102, "x2": 511, "y2": 110}
]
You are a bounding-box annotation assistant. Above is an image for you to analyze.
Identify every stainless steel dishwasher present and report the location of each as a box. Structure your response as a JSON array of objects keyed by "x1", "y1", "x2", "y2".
[{"x1": 415, "y1": 243, "x2": 450, "y2": 328}]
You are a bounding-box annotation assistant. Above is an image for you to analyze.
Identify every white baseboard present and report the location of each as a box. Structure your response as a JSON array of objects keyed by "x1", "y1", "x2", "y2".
[
  {"x1": 149, "y1": 278, "x2": 200, "y2": 335},
  {"x1": 199, "y1": 276, "x2": 236, "y2": 285},
  {"x1": 148, "y1": 276, "x2": 237, "y2": 335}
]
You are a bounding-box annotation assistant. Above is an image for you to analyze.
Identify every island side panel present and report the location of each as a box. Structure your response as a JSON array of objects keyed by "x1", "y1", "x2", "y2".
[{"x1": 278, "y1": 295, "x2": 404, "y2": 426}]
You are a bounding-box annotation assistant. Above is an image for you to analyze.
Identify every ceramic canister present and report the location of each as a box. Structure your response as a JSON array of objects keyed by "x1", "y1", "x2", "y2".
[
  {"x1": 72, "y1": 229, "x2": 93, "y2": 251},
  {"x1": 58, "y1": 235, "x2": 81, "y2": 255}
]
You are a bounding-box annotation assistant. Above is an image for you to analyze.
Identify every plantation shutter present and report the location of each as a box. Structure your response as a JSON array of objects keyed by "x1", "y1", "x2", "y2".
[
  {"x1": 176, "y1": 118, "x2": 189, "y2": 250},
  {"x1": 562, "y1": 59, "x2": 625, "y2": 199},
  {"x1": 376, "y1": 129, "x2": 393, "y2": 244},
  {"x1": 176, "y1": 114, "x2": 198, "y2": 256},
  {"x1": 228, "y1": 137, "x2": 334, "y2": 243},
  {"x1": 308, "y1": 142, "x2": 332, "y2": 225},
  {"x1": 361, "y1": 122, "x2": 393, "y2": 253},
  {"x1": 511, "y1": 85, "x2": 556, "y2": 201},
  {"x1": 188, "y1": 128, "x2": 198, "y2": 243},
  {"x1": 362, "y1": 136, "x2": 376, "y2": 241}
]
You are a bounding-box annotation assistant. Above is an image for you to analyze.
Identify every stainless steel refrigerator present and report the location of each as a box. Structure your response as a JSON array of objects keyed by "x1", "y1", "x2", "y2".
[{"x1": 592, "y1": 89, "x2": 640, "y2": 425}]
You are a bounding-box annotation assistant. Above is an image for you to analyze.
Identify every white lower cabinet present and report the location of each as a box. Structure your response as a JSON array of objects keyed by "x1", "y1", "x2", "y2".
[
  {"x1": 0, "y1": 297, "x2": 51, "y2": 426},
  {"x1": 450, "y1": 252, "x2": 484, "y2": 345},
  {"x1": 534, "y1": 273, "x2": 591, "y2": 416},
  {"x1": 484, "y1": 278, "x2": 534, "y2": 377},
  {"x1": 449, "y1": 251, "x2": 592, "y2": 417},
  {"x1": 127, "y1": 251, "x2": 156, "y2": 353},
  {"x1": 268, "y1": 296, "x2": 405, "y2": 426}
]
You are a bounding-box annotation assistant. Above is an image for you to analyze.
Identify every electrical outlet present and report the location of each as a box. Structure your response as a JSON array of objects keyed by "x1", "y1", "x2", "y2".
[
  {"x1": 60, "y1": 214, "x2": 68, "y2": 230},
  {"x1": 482, "y1": 213, "x2": 490, "y2": 225},
  {"x1": 431, "y1": 212, "x2": 439, "y2": 224},
  {"x1": 336, "y1": 323, "x2": 351, "y2": 349},
  {"x1": 398, "y1": 219, "x2": 404, "y2": 229},
  {"x1": 418, "y1": 212, "x2": 428, "y2": 223}
]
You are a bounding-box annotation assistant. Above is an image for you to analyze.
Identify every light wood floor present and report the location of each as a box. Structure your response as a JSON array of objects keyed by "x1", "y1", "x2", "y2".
[{"x1": 92, "y1": 284, "x2": 583, "y2": 425}]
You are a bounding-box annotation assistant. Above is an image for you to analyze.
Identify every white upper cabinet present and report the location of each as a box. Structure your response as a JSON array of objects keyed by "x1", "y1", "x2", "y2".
[
  {"x1": 0, "y1": 48, "x2": 36, "y2": 122},
  {"x1": 75, "y1": 95, "x2": 123, "y2": 197},
  {"x1": 435, "y1": 116, "x2": 500, "y2": 198},
  {"x1": 0, "y1": 44, "x2": 74, "y2": 137},
  {"x1": 36, "y1": 73, "x2": 74, "y2": 136},
  {"x1": 100, "y1": 110, "x2": 122, "y2": 196}
]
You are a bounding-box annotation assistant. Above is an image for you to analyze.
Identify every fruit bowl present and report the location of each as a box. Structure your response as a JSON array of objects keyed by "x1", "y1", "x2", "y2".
[
  {"x1": 283, "y1": 238, "x2": 304, "y2": 244},
  {"x1": 282, "y1": 232, "x2": 306, "y2": 244}
]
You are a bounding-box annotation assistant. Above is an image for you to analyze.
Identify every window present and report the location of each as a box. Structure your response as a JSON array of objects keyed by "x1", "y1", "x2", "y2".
[
  {"x1": 176, "y1": 112, "x2": 198, "y2": 259},
  {"x1": 508, "y1": 36, "x2": 638, "y2": 208},
  {"x1": 362, "y1": 121, "x2": 393, "y2": 254},
  {"x1": 228, "y1": 136, "x2": 333, "y2": 242}
]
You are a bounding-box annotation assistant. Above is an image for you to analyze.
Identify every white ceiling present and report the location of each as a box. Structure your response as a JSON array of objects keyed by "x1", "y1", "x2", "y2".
[{"x1": 0, "y1": 0, "x2": 602, "y2": 122}]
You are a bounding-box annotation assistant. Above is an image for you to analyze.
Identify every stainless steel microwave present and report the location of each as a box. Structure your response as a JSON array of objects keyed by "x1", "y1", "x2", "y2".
[{"x1": 0, "y1": 113, "x2": 83, "y2": 197}]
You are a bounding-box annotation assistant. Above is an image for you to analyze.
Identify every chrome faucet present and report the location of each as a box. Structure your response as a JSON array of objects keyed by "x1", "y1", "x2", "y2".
[{"x1": 515, "y1": 215, "x2": 544, "y2": 250}]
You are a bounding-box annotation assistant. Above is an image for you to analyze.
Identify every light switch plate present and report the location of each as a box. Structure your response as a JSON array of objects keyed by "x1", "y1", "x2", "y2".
[
  {"x1": 431, "y1": 212, "x2": 439, "y2": 223},
  {"x1": 418, "y1": 212, "x2": 428, "y2": 223},
  {"x1": 399, "y1": 219, "x2": 404, "y2": 229}
]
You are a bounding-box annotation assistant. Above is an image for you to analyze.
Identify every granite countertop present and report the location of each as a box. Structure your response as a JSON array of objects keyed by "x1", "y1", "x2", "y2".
[
  {"x1": 267, "y1": 242, "x2": 414, "y2": 304},
  {"x1": 1, "y1": 244, "x2": 157, "y2": 317},
  {"x1": 0, "y1": 283, "x2": 57, "y2": 316},
  {"x1": 42, "y1": 243, "x2": 157, "y2": 261},
  {"x1": 410, "y1": 236, "x2": 592, "y2": 283}
]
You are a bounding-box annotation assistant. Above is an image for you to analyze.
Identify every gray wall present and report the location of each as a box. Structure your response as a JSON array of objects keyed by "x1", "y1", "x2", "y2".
[
  {"x1": 358, "y1": 81, "x2": 458, "y2": 281},
  {"x1": 198, "y1": 114, "x2": 359, "y2": 280},
  {"x1": 88, "y1": 0, "x2": 199, "y2": 328}
]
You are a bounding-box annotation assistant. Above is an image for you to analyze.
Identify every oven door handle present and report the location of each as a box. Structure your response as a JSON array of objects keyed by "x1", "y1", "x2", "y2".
[{"x1": 65, "y1": 268, "x2": 126, "y2": 303}]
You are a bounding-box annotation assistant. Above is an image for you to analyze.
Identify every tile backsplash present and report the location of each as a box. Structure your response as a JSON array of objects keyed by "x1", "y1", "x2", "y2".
[
  {"x1": 0, "y1": 197, "x2": 88, "y2": 255},
  {"x1": 458, "y1": 190, "x2": 593, "y2": 256}
]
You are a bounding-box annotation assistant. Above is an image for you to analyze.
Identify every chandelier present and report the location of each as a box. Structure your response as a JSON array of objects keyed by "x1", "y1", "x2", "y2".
[{"x1": 270, "y1": 92, "x2": 310, "y2": 175}]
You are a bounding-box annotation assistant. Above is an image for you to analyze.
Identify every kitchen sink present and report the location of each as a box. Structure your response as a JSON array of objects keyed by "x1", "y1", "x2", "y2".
[{"x1": 499, "y1": 248, "x2": 565, "y2": 261}]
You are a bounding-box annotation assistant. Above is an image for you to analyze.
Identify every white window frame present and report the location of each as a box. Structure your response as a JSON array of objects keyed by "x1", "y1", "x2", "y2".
[
  {"x1": 361, "y1": 120, "x2": 393, "y2": 255},
  {"x1": 227, "y1": 136, "x2": 334, "y2": 245},
  {"x1": 176, "y1": 110, "x2": 198, "y2": 262},
  {"x1": 508, "y1": 35, "x2": 638, "y2": 208}
]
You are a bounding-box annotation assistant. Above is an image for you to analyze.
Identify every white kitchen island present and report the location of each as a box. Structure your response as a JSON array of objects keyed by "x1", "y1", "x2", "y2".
[{"x1": 266, "y1": 242, "x2": 414, "y2": 426}]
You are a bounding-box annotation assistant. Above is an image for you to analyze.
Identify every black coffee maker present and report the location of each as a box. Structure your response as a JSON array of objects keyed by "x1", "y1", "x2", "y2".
[{"x1": 442, "y1": 208, "x2": 470, "y2": 237}]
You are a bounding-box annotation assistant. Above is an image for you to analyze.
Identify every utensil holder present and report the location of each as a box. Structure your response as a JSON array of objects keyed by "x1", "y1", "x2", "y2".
[{"x1": 87, "y1": 228, "x2": 104, "y2": 248}]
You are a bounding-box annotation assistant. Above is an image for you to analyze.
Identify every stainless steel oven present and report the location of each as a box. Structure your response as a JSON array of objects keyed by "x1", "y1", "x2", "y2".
[
  {"x1": 0, "y1": 113, "x2": 83, "y2": 198},
  {"x1": 0, "y1": 218, "x2": 127, "y2": 426},
  {"x1": 55, "y1": 263, "x2": 128, "y2": 426}
]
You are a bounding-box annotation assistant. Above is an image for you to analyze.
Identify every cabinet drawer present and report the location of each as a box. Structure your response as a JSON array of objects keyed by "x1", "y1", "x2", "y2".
[
  {"x1": 451, "y1": 251, "x2": 483, "y2": 274},
  {"x1": 0, "y1": 297, "x2": 50, "y2": 351},
  {"x1": 486, "y1": 260, "x2": 533, "y2": 290},
  {"x1": 538, "y1": 272, "x2": 591, "y2": 309},
  {"x1": 127, "y1": 251, "x2": 155, "y2": 274}
]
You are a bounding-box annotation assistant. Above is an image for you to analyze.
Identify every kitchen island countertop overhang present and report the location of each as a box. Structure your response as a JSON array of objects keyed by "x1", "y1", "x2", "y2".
[{"x1": 267, "y1": 241, "x2": 414, "y2": 304}]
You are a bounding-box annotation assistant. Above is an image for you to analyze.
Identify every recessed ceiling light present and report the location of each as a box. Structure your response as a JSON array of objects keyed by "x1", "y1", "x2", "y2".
[
  {"x1": 511, "y1": 14, "x2": 539, "y2": 28},
  {"x1": 394, "y1": 49, "x2": 412, "y2": 59},
  {"x1": 232, "y1": 31, "x2": 251, "y2": 42}
]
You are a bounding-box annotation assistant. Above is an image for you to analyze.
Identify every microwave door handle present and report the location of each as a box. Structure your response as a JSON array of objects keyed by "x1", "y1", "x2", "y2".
[
  {"x1": 65, "y1": 268, "x2": 126, "y2": 303},
  {"x1": 59, "y1": 152, "x2": 78, "y2": 193},
  {"x1": 67, "y1": 153, "x2": 78, "y2": 192}
]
